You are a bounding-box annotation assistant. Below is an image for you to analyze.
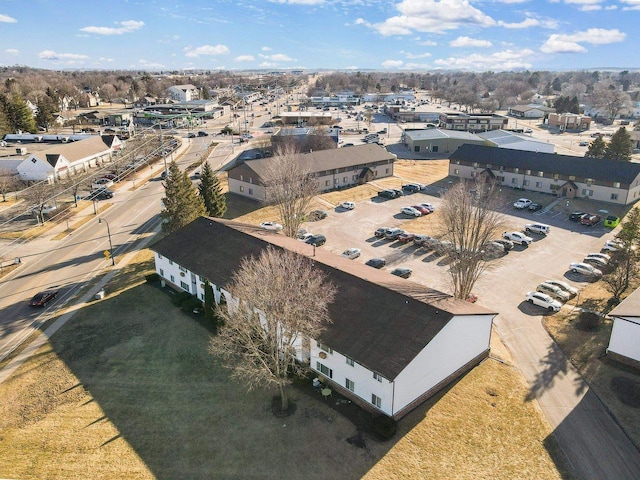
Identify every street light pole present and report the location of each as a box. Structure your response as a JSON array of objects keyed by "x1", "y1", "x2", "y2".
[{"x1": 98, "y1": 218, "x2": 115, "y2": 266}]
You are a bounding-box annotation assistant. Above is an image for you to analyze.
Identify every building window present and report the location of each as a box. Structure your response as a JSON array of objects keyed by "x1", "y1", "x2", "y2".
[
  {"x1": 316, "y1": 362, "x2": 333, "y2": 378},
  {"x1": 538, "y1": 171, "x2": 544, "y2": 177},
  {"x1": 240, "y1": 174, "x2": 243, "y2": 181},
  {"x1": 511, "y1": 178, "x2": 518, "y2": 184},
  {"x1": 523, "y1": 180, "x2": 530, "y2": 186},
  {"x1": 318, "y1": 343, "x2": 333, "y2": 354},
  {"x1": 159, "y1": 269, "x2": 164, "y2": 276},
  {"x1": 586, "y1": 178, "x2": 594, "y2": 186},
  {"x1": 614, "y1": 182, "x2": 621, "y2": 188},
  {"x1": 199, "y1": 275, "x2": 205, "y2": 282},
  {"x1": 179, "y1": 265, "x2": 187, "y2": 273},
  {"x1": 239, "y1": 185, "x2": 244, "y2": 192},
  {"x1": 455, "y1": 160, "x2": 460, "y2": 165},
  {"x1": 514, "y1": 168, "x2": 519, "y2": 174},
  {"x1": 525, "y1": 170, "x2": 531, "y2": 175},
  {"x1": 200, "y1": 293, "x2": 204, "y2": 301},
  {"x1": 345, "y1": 357, "x2": 354, "y2": 366},
  {"x1": 353, "y1": 175, "x2": 358, "y2": 181},
  {"x1": 334, "y1": 178, "x2": 338, "y2": 184},
  {"x1": 248, "y1": 188, "x2": 253, "y2": 196},
  {"x1": 582, "y1": 189, "x2": 593, "y2": 197},
  {"x1": 454, "y1": 168, "x2": 459, "y2": 175},
  {"x1": 343, "y1": 176, "x2": 347, "y2": 182},
  {"x1": 169, "y1": 260, "x2": 173, "y2": 265},
  {"x1": 473, "y1": 162, "x2": 479, "y2": 168},
  {"x1": 180, "y1": 281, "x2": 189, "y2": 291},
  {"x1": 373, "y1": 372, "x2": 383, "y2": 382},
  {"x1": 325, "y1": 180, "x2": 330, "y2": 186},
  {"x1": 550, "y1": 184, "x2": 560, "y2": 191},
  {"x1": 170, "y1": 275, "x2": 175, "y2": 283},
  {"x1": 536, "y1": 181, "x2": 542, "y2": 188},
  {"x1": 486, "y1": 163, "x2": 492, "y2": 168},
  {"x1": 371, "y1": 394, "x2": 382, "y2": 408},
  {"x1": 385, "y1": 168, "x2": 389, "y2": 174},
  {"x1": 553, "y1": 174, "x2": 560, "y2": 180},
  {"x1": 345, "y1": 378, "x2": 355, "y2": 392},
  {"x1": 158, "y1": 254, "x2": 163, "y2": 259},
  {"x1": 414, "y1": 146, "x2": 420, "y2": 152},
  {"x1": 611, "y1": 193, "x2": 619, "y2": 200},
  {"x1": 569, "y1": 175, "x2": 576, "y2": 181}
]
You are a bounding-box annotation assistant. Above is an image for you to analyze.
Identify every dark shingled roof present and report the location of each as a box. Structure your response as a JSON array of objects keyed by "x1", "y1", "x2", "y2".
[
  {"x1": 450, "y1": 144, "x2": 640, "y2": 185},
  {"x1": 151, "y1": 217, "x2": 496, "y2": 380}
]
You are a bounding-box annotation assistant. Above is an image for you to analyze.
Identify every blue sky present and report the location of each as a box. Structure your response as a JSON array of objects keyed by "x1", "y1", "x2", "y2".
[{"x1": 0, "y1": 0, "x2": 638, "y2": 71}]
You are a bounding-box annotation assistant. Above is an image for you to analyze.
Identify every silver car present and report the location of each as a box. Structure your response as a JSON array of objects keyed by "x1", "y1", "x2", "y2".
[{"x1": 536, "y1": 282, "x2": 571, "y2": 302}]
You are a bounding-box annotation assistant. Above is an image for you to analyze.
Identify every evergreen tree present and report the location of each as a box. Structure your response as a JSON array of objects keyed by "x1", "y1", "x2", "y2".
[
  {"x1": 8, "y1": 94, "x2": 36, "y2": 133},
  {"x1": 616, "y1": 207, "x2": 640, "y2": 248},
  {"x1": 585, "y1": 135, "x2": 607, "y2": 159},
  {"x1": 161, "y1": 161, "x2": 206, "y2": 233},
  {"x1": 198, "y1": 162, "x2": 227, "y2": 218},
  {"x1": 0, "y1": 96, "x2": 11, "y2": 137},
  {"x1": 604, "y1": 127, "x2": 632, "y2": 162},
  {"x1": 35, "y1": 96, "x2": 57, "y2": 131}
]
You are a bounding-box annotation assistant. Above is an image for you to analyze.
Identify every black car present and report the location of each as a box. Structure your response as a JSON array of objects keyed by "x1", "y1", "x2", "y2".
[
  {"x1": 378, "y1": 189, "x2": 399, "y2": 199},
  {"x1": 306, "y1": 234, "x2": 326, "y2": 247},
  {"x1": 187, "y1": 132, "x2": 196, "y2": 138},
  {"x1": 569, "y1": 211, "x2": 587, "y2": 222},
  {"x1": 308, "y1": 210, "x2": 327, "y2": 221},
  {"x1": 87, "y1": 188, "x2": 114, "y2": 200},
  {"x1": 402, "y1": 184, "x2": 420, "y2": 193},
  {"x1": 29, "y1": 290, "x2": 59, "y2": 307},
  {"x1": 391, "y1": 267, "x2": 412, "y2": 279},
  {"x1": 366, "y1": 258, "x2": 386, "y2": 269},
  {"x1": 197, "y1": 131, "x2": 209, "y2": 137},
  {"x1": 528, "y1": 203, "x2": 543, "y2": 212}
]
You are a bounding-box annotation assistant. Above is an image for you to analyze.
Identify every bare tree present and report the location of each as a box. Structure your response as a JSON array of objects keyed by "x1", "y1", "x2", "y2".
[
  {"x1": 0, "y1": 169, "x2": 20, "y2": 202},
  {"x1": 436, "y1": 179, "x2": 507, "y2": 300},
  {"x1": 262, "y1": 144, "x2": 318, "y2": 238},
  {"x1": 591, "y1": 82, "x2": 631, "y2": 121},
  {"x1": 209, "y1": 246, "x2": 335, "y2": 411},
  {"x1": 23, "y1": 181, "x2": 58, "y2": 224},
  {"x1": 602, "y1": 249, "x2": 638, "y2": 301},
  {"x1": 56, "y1": 170, "x2": 93, "y2": 207}
]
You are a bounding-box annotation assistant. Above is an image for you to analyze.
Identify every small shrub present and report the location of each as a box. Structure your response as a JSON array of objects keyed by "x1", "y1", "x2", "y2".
[
  {"x1": 145, "y1": 273, "x2": 160, "y2": 284},
  {"x1": 171, "y1": 291, "x2": 192, "y2": 307},
  {"x1": 577, "y1": 310, "x2": 601, "y2": 331},
  {"x1": 370, "y1": 414, "x2": 397, "y2": 440},
  {"x1": 180, "y1": 295, "x2": 203, "y2": 314}
]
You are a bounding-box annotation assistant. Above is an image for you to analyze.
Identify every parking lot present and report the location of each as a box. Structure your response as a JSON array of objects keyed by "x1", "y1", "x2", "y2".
[{"x1": 300, "y1": 186, "x2": 619, "y2": 309}]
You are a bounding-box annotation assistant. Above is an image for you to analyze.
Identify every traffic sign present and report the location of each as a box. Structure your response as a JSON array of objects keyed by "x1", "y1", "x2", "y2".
[{"x1": 104, "y1": 250, "x2": 111, "y2": 259}]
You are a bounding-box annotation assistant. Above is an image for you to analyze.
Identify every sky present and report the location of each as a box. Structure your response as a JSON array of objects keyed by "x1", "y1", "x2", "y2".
[{"x1": 0, "y1": 0, "x2": 638, "y2": 72}]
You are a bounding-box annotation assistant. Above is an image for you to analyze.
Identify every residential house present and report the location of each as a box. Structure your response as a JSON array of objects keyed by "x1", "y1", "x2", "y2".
[
  {"x1": 508, "y1": 104, "x2": 555, "y2": 119},
  {"x1": 227, "y1": 144, "x2": 396, "y2": 201},
  {"x1": 151, "y1": 217, "x2": 497, "y2": 419},
  {"x1": 449, "y1": 144, "x2": 640, "y2": 205},
  {"x1": 168, "y1": 84, "x2": 200, "y2": 102},
  {"x1": 547, "y1": 113, "x2": 591, "y2": 131},
  {"x1": 608, "y1": 287, "x2": 640, "y2": 368}
]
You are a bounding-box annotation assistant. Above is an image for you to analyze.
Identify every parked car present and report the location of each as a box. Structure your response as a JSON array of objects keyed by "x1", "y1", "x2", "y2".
[
  {"x1": 536, "y1": 282, "x2": 571, "y2": 302},
  {"x1": 528, "y1": 203, "x2": 543, "y2": 212},
  {"x1": 525, "y1": 291, "x2": 562, "y2": 312},
  {"x1": 384, "y1": 227, "x2": 405, "y2": 240},
  {"x1": 339, "y1": 201, "x2": 355, "y2": 210},
  {"x1": 391, "y1": 267, "x2": 412, "y2": 278},
  {"x1": 502, "y1": 231, "x2": 533, "y2": 245},
  {"x1": 187, "y1": 132, "x2": 196, "y2": 138},
  {"x1": 365, "y1": 258, "x2": 386, "y2": 269},
  {"x1": 298, "y1": 232, "x2": 314, "y2": 242},
  {"x1": 602, "y1": 239, "x2": 623, "y2": 252},
  {"x1": 525, "y1": 223, "x2": 550, "y2": 235},
  {"x1": 493, "y1": 238, "x2": 514, "y2": 251},
  {"x1": 375, "y1": 226, "x2": 391, "y2": 238},
  {"x1": 92, "y1": 177, "x2": 114, "y2": 189},
  {"x1": 259, "y1": 221, "x2": 283, "y2": 231},
  {"x1": 581, "y1": 214, "x2": 601, "y2": 226},
  {"x1": 308, "y1": 209, "x2": 327, "y2": 221},
  {"x1": 415, "y1": 202, "x2": 436, "y2": 212},
  {"x1": 584, "y1": 255, "x2": 609, "y2": 267},
  {"x1": 197, "y1": 131, "x2": 209, "y2": 137},
  {"x1": 544, "y1": 279, "x2": 579, "y2": 297},
  {"x1": 513, "y1": 198, "x2": 532, "y2": 209},
  {"x1": 586, "y1": 252, "x2": 611, "y2": 263},
  {"x1": 570, "y1": 262, "x2": 603, "y2": 278},
  {"x1": 29, "y1": 290, "x2": 59, "y2": 307},
  {"x1": 401, "y1": 206, "x2": 422, "y2": 217},
  {"x1": 160, "y1": 170, "x2": 168, "y2": 180},
  {"x1": 569, "y1": 212, "x2": 588, "y2": 222},
  {"x1": 31, "y1": 204, "x2": 57, "y2": 216},
  {"x1": 341, "y1": 248, "x2": 361, "y2": 260},
  {"x1": 483, "y1": 241, "x2": 506, "y2": 256},
  {"x1": 413, "y1": 234, "x2": 433, "y2": 246},
  {"x1": 398, "y1": 232, "x2": 416, "y2": 244},
  {"x1": 86, "y1": 188, "x2": 114, "y2": 200},
  {"x1": 306, "y1": 234, "x2": 326, "y2": 247},
  {"x1": 378, "y1": 189, "x2": 399, "y2": 199},
  {"x1": 402, "y1": 184, "x2": 420, "y2": 193},
  {"x1": 604, "y1": 215, "x2": 620, "y2": 228},
  {"x1": 411, "y1": 205, "x2": 431, "y2": 215}
]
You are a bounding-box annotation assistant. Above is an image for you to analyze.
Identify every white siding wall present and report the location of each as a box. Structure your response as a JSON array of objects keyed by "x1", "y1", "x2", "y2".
[
  {"x1": 393, "y1": 315, "x2": 492, "y2": 414},
  {"x1": 607, "y1": 318, "x2": 640, "y2": 362},
  {"x1": 309, "y1": 340, "x2": 394, "y2": 416},
  {"x1": 227, "y1": 178, "x2": 267, "y2": 201},
  {"x1": 17, "y1": 156, "x2": 55, "y2": 181}
]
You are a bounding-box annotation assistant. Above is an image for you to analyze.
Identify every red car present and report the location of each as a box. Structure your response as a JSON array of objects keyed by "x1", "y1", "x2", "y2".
[
  {"x1": 398, "y1": 232, "x2": 416, "y2": 243},
  {"x1": 412, "y1": 205, "x2": 431, "y2": 215},
  {"x1": 28, "y1": 290, "x2": 59, "y2": 307},
  {"x1": 581, "y1": 214, "x2": 601, "y2": 226}
]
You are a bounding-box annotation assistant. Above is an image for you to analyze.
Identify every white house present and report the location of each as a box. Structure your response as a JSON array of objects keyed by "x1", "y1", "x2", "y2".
[
  {"x1": 168, "y1": 84, "x2": 200, "y2": 102},
  {"x1": 608, "y1": 288, "x2": 640, "y2": 368},
  {"x1": 508, "y1": 104, "x2": 555, "y2": 119},
  {"x1": 151, "y1": 217, "x2": 497, "y2": 419}
]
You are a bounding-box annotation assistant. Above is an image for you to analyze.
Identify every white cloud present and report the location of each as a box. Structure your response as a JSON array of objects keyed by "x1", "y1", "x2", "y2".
[
  {"x1": 498, "y1": 17, "x2": 540, "y2": 29},
  {"x1": 261, "y1": 46, "x2": 272, "y2": 51},
  {"x1": 38, "y1": 50, "x2": 89, "y2": 61},
  {"x1": 450, "y1": 36, "x2": 492, "y2": 47},
  {"x1": 259, "y1": 53, "x2": 295, "y2": 62},
  {"x1": 364, "y1": 0, "x2": 496, "y2": 36},
  {"x1": 404, "y1": 52, "x2": 432, "y2": 59},
  {"x1": 99, "y1": 57, "x2": 114, "y2": 62},
  {"x1": 259, "y1": 61, "x2": 276, "y2": 67},
  {"x1": 268, "y1": 0, "x2": 325, "y2": 3},
  {"x1": 416, "y1": 39, "x2": 437, "y2": 46},
  {"x1": 5, "y1": 48, "x2": 19, "y2": 56},
  {"x1": 0, "y1": 13, "x2": 17, "y2": 23},
  {"x1": 540, "y1": 28, "x2": 626, "y2": 53},
  {"x1": 139, "y1": 59, "x2": 166, "y2": 69},
  {"x1": 80, "y1": 20, "x2": 144, "y2": 35},
  {"x1": 382, "y1": 59, "x2": 404, "y2": 68},
  {"x1": 433, "y1": 49, "x2": 534, "y2": 70},
  {"x1": 184, "y1": 44, "x2": 230, "y2": 57},
  {"x1": 620, "y1": 0, "x2": 640, "y2": 9},
  {"x1": 234, "y1": 55, "x2": 255, "y2": 62}
]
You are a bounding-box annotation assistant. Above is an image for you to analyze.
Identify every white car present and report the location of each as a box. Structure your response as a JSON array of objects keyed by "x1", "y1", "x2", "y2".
[
  {"x1": 513, "y1": 198, "x2": 532, "y2": 209},
  {"x1": 585, "y1": 252, "x2": 611, "y2": 263},
  {"x1": 584, "y1": 255, "x2": 608, "y2": 267},
  {"x1": 341, "y1": 248, "x2": 361, "y2": 260},
  {"x1": 31, "y1": 204, "x2": 57, "y2": 215},
  {"x1": 536, "y1": 282, "x2": 571, "y2": 302},
  {"x1": 259, "y1": 221, "x2": 283, "y2": 231},
  {"x1": 525, "y1": 291, "x2": 562, "y2": 312},
  {"x1": 570, "y1": 262, "x2": 602, "y2": 278},
  {"x1": 544, "y1": 279, "x2": 579, "y2": 297},
  {"x1": 92, "y1": 177, "x2": 114, "y2": 189},
  {"x1": 502, "y1": 231, "x2": 533, "y2": 245},
  {"x1": 339, "y1": 201, "x2": 355, "y2": 210},
  {"x1": 401, "y1": 206, "x2": 422, "y2": 217},
  {"x1": 298, "y1": 232, "x2": 314, "y2": 242},
  {"x1": 602, "y1": 240, "x2": 623, "y2": 252}
]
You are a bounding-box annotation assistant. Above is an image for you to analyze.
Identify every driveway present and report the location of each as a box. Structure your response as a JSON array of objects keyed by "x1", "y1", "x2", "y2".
[{"x1": 303, "y1": 189, "x2": 640, "y2": 479}]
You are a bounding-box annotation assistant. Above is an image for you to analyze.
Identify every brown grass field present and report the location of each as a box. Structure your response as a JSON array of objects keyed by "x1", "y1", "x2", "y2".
[{"x1": 0, "y1": 250, "x2": 571, "y2": 479}]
